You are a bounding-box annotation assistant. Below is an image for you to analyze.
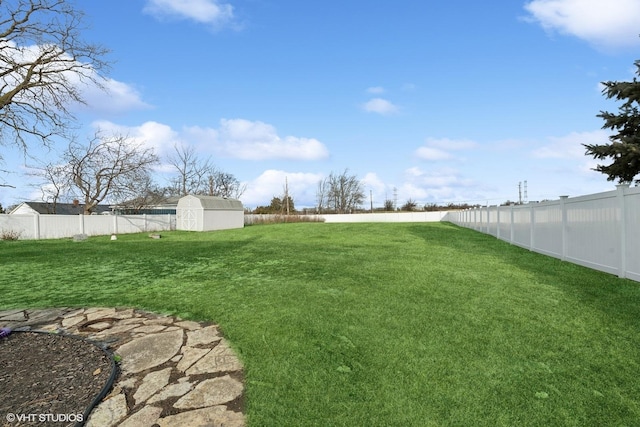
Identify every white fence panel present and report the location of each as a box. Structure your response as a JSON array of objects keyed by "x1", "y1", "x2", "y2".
[
  {"x1": 0, "y1": 215, "x2": 36, "y2": 239},
  {"x1": 0, "y1": 214, "x2": 175, "y2": 240},
  {"x1": 624, "y1": 189, "x2": 640, "y2": 281},
  {"x1": 321, "y1": 212, "x2": 447, "y2": 223},
  {"x1": 511, "y1": 206, "x2": 531, "y2": 249},
  {"x1": 565, "y1": 192, "x2": 619, "y2": 275},
  {"x1": 38, "y1": 215, "x2": 84, "y2": 239},
  {"x1": 447, "y1": 184, "x2": 640, "y2": 282},
  {"x1": 487, "y1": 207, "x2": 498, "y2": 237},
  {"x1": 532, "y1": 201, "x2": 563, "y2": 258},
  {"x1": 497, "y1": 206, "x2": 511, "y2": 241}
]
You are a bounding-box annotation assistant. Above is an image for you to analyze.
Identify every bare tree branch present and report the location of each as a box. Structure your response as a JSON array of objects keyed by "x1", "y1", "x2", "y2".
[
  {"x1": 317, "y1": 169, "x2": 365, "y2": 213},
  {"x1": 0, "y1": 0, "x2": 110, "y2": 156},
  {"x1": 166, "y1": 143, "x2": 214, "y2": 196},
  {"x1": 65, "y1": 132, "x2": 158, "y2": 214},
  {"x1": 25, "y1": 159, "x2": 71, "y2": 213}
]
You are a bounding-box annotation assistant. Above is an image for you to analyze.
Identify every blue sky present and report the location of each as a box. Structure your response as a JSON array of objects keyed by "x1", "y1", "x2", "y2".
[{"x1": 2, "y1": 0, "x2": 640, "y2": 209}]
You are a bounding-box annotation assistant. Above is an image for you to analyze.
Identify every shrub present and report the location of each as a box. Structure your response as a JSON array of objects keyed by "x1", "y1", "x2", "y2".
[
  {"x1": 1, "y1": 229, "x2": 22, "y2": 241},
  {"x1": 245, "y1": 214, "x2": 325, "y2": 226}
]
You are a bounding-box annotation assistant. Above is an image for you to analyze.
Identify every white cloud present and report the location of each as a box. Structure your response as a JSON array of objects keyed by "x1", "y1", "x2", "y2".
[
  {"x1": 360, "y1": 172, "x2": 390, "y2": 206},
  {"x1": 361, "y1": 172, "x2": 386, "y2": 194},
  {"x1": 186, "y1": 119, "x2": 329, "y2": 160},
  {"x1": 415, "y1": 137, "x2": 478, "y2": 161},
  {"x1": 81, "y1": 78, "x2": 151, "y2": 114},
  {"x1": 366, "y1": 86, "x2": 385, "y2": 94},
  {"x1": 240, "y1": 169, "x2": 324, "y2": 208},
  {"x1": 0, "y1": 40, "x2": 149, "y2": 115},
  {"x1": 425, "y1": 137, "x2": 478, "y2": 151},
  {"x1": 91, "y1": 120, "x2": 180, "y2": 156},
  {"x1": 401, "y1": 83, "x2": 417, "y2": 92},
  {"x1": 143, "y1": 0, "x2": 235, "y2": 28},
  {"x1": 399, "y1": 167, "x2": 476, "y2": 204},
  {"x1": 362, "y1": 98, "x2": 399, "y2": 115},
  {"x1": 524, "y1": 0, "x2": 640, "y2": 49},
  {"x1": 531, "y1": 130, "x2": 609, "y2": 159},
  {"x1": 415, "y1": 147, "x2": 452, "y2": 161},
  {"x1": 90, "y1": 118, "x2": 329, "y2": 162}
]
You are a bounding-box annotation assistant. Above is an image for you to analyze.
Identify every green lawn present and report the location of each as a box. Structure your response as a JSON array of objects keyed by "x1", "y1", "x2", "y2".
[{"x1": 1, "y1": 223, "x2": 639, "y2": 426}]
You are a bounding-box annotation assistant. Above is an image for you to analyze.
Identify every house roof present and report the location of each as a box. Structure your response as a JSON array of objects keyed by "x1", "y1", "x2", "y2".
[{"x1": 9, "y1": 202, "x2": 111, "y2": 215}]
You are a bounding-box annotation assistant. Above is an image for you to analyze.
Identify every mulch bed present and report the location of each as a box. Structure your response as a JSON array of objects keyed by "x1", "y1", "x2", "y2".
[{"x1": 0, "y1": 332, "x2": 113, "y2": 427}]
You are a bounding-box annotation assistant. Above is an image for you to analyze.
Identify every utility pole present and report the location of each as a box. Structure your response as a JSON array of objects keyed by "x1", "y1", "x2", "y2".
[
  {"x1": 518, "y1": 182, "x2": 522, "y2": 205},
  {"x1": 284, "y1": 176, "x2": 290, "y2": 215},
  {"x1": 393, "y1": 187, "x2": 398, "y2": 210},
  {"x1": 370, "y1": 189, "x2": 373, "y2": 213}
]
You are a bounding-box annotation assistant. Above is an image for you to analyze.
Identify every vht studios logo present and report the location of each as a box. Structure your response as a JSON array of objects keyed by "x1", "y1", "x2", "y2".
[{"x1": 5, "y1": 413, "x2": 84, "y2": 423}]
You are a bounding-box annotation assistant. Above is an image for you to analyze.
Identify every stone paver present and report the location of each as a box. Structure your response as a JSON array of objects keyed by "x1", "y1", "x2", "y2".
[
  {"x1": 0, "y1": 307, "x2": 245, "y2": 426},
  {"x1": 85, "y1": 393, "x2": 128, "y2": 427},
  {"x1": 187, "y1": 338, "x2": 243, "y2": 375},
  {"x1": 177, "y1": 346, "x2": 211, "y2": 372},
  {"x1": 117, "y1": 329, "x2": 184, "y2": 374},
  {"x1": 147, "y1": 381, "x2": 194, "y2": 404},
  {"x1": 186, "y1": 325, "x2": 222, "y2": 347},
  {"x1": 133, "y1": 367, "x2": 172, "y2": 405},
  {"x1": 174, "y1": 375, "x2": 243, "y2": 409},
  {"x1": 156, "y1": 405, "x2": 245, "y2": 427}
]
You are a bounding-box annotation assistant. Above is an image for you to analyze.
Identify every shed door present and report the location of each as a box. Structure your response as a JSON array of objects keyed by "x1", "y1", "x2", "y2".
[{"x1": 181, "y1": 198, "x2": 197, "y2": 231}]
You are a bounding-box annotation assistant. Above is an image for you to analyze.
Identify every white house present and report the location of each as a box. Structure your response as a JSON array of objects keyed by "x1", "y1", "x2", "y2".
[{"x1": 9, "y1": 201, "x2": 111, "y2": 215}]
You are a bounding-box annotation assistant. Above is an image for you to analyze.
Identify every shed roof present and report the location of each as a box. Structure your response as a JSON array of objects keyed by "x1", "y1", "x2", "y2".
[{"x1": 177, "y1": 195, "x2": 244, "y2": 211}]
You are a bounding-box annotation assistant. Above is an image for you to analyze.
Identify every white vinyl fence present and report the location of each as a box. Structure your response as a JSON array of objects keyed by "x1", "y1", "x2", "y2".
[
  {"x1": 244, "y1": 211, "x2": 448, "y2": 225},
  {"x1": 321, "y1": 211, "x2": 448, "y2": 223},
  {"x1": 445, "y1": 184, "x2": 640, "y2": 282},
  {"x1": 0, "y1": 214, "x2": 175, "y2": 240}
]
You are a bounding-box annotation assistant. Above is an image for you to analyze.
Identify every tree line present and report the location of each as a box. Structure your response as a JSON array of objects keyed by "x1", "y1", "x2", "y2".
[{"x1": 29, "y1": 141, "x2": 245, "y2": 215}]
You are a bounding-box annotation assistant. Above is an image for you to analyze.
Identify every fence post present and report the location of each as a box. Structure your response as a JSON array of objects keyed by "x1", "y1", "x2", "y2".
[
  {"x1": 113, "y1": 214, "x2": 118, "y2": 235},
  {"x1": 496, "y1": 206, "x2": 501, "y2": 239},
  {"x1": 617, "y1": 184, "x2": 630, "y2": 278},
  {"x1": 559, "y1": 196, "x2": 569, "y2": 261},
  {"x1": 143, "y1": 214, "x2": 148, "y2": 232},
  {"x1": 509, "y1": 203, "x2": 515, "y2": 244},
  {"x1": 79, "y1": 214, "x2": 85, "y2": 235},
  {"x1": 529, "y1": 203, "x2": 535, "y2": 251},
  {"x1": 485, "y1": 203, "x2": 490, "y2": 234},
  {"x1": 33, "y1": 215, "x2": 40, "y2": 240},
  {"x1": 473, "y1": 208, "x2": 477, "y2": 230}
]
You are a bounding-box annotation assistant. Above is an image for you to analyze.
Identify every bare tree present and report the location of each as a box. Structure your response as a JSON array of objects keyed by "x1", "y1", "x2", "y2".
[
  {"x1": 167, "y1": 144, "x2": 214, "y2": 196},
  {"x1": 108, "y1": 169, "x2": 170, "y2": 213},
  {"x1": 317, "y1": 169, "x2": 365, "y2": 213},
  {"x1": 27, "y1": 160, "x2": 71, "y2": 213},
  {"x1": 205, "y1": 170, "x2": 246, "y2": 199},
  {"x1": 166, "y1": 143, "x2": 246, "y2": 199},
  {"x1": 66, "y1": 132, "x2": 158, "y2": 214},
  {"x1": 0, "y1": 0, "x2": 109, "y2": 156},
  {"x1": 316, "y1": 178, "x2": 328, "y2": 213}
]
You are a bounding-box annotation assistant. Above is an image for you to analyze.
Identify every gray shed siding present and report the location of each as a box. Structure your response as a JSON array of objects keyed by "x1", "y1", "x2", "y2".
[{"x1": 176, "y1": 195, "x2": 244, "y2": 231}]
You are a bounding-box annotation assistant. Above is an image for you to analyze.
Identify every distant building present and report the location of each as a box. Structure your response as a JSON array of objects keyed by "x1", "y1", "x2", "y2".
[
  {"x1": 111, "y1": 196, "x2": 181, "y2": 215},
  {"x1": 8, "y1": 202, "x2": 111, "y2": 215}
]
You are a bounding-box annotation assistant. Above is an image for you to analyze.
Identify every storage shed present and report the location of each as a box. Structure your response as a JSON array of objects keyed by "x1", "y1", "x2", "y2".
[{"x1": 176, "y1": 195, "x2": 244, "y2": 231}]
